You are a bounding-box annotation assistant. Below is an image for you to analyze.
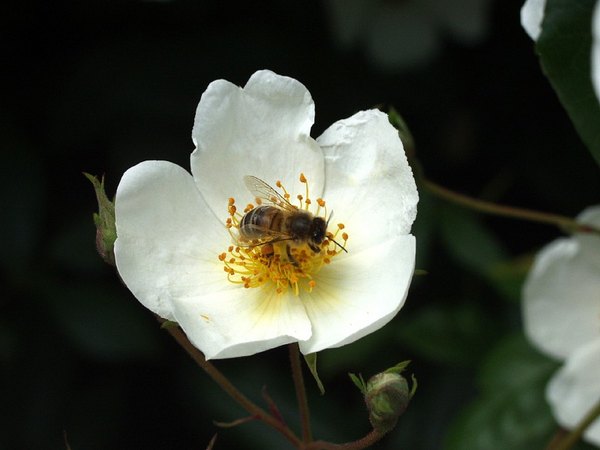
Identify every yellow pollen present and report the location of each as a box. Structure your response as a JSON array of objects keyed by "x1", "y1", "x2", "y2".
[{"x1": 219, "y1": 174, "x2": 350, "y2": 296}]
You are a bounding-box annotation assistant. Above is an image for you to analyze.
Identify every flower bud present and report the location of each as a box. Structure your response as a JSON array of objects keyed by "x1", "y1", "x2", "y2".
[
  {"x1": 364, "y1": 371, "x2": 411, "y2": 432},
  {"x1": 85, "y1": 173, "x2": 117, "y2": 266}
]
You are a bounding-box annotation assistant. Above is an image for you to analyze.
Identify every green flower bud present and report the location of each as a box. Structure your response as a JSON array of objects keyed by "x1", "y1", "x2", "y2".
[{"x1": 365, "y1": 372, "x2": 411, "y2": 433}]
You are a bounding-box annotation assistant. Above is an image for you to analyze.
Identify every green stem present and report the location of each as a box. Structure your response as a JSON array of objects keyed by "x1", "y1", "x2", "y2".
[
  {"x1": 289, "y1": 343, "x2": 312, "y2": 443},
  {"x1": 163, "y1": 321, "x2": 302, "y2": 448},
  {"x1": 422, "y1": 178, "x2": 598, "y2": 234},
  {"x1": 547, "y1": 398, "x2": 600, "y2": 450}
]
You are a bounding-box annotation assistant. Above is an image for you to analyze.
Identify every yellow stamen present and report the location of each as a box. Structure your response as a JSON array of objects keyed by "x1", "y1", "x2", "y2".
[{"x1": 219, "y1": 174, "x2": 349, "y2": 295}]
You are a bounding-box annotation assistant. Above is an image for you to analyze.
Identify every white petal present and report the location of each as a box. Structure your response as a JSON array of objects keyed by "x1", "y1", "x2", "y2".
[
  {"x1": 521, "y1": 0, "x2": 546, "y2": 41},
  {"x1": 317, "y1": 109, "x2": 418, "y2": 252},
  {"x1": 593, "y1": 1, "x2": 600, "y2": 103},
  {"x1": 171, "y1": 286, "x2": 312, "y2": 359},
  {"x1": 547, "y1": 339, "x2": 600, "y2": 446},
  {"x1": 523, "y1": 233, "x2": 600, "y2": 360},
  {"x1": 577, "y1": 204, "x2": 600, "y2": 228},
  {"x1": 298, "y1": 234, "x2": 415, "y2": 354},
  {"x1": 190, "y1": 70, "x2": 324, "y2": 216},
  {"x1": 114, "y1": 161, "x2": 228, "y2": 320}
]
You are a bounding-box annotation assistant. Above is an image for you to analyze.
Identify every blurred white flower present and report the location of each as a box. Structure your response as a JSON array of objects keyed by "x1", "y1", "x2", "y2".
[
  {"x1": 325, "y1": 0, "x2": 493, "y2": 72},
  {"x1": 523, "y1": 205, "x2": 600, "y2": 446},
  {"x1": 521, "y1": 0, "x2": 546, "y2": 41},
  {"x1": 592, "y1": 1, "x2": 600, "y2": 102},
  {"x1": 114, "y1": 70, "x2": 418, "y2": 359}
]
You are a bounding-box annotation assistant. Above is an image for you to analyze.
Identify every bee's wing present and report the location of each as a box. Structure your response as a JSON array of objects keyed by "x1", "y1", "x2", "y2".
[{"x1": 243, "y1": 175, "x2": 297, "y2": 211}]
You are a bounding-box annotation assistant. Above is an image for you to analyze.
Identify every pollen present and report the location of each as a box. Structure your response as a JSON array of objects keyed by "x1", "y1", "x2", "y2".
[{"x1": 218, "y1": 174, "x2": 349, "y2": 296}]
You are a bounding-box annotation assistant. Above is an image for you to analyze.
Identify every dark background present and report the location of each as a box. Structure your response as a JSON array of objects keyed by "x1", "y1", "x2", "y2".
[{"x1": 3, "y1": 1, "x2": 600, "y2": 449}]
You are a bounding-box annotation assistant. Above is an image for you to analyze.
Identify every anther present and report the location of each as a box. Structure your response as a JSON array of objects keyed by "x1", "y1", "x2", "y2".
[
  {"x1": 299, "y1": 173, "x2": 307, "y2": 183},
  {"x1": 228, "y1": 198, "x2": 235, "y2": 206},
  {"x1": 317, "y1": 198, "x2": 325, "y2": 207},
  {"x1": 338, "y1": 223, "x2": 345, "y2": 229}
]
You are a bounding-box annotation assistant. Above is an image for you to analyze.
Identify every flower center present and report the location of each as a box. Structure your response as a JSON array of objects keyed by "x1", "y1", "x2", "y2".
[{"x1": 218, "y1": 173, "x2": 349, "y2": 295}]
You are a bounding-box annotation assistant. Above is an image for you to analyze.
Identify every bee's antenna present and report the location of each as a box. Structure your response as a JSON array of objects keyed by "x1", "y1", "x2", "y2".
[
  {"x1": 330, "y1": 237, "x2": 348, "y2": 253},
  {"x1": 326, "y1": 210, "x2": 347, "y2": 253}
]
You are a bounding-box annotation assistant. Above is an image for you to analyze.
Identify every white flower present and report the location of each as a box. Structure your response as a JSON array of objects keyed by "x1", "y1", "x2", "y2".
[
  {"x1": 522, "y1": 205, "x2": 600, "y2": 446},
  {"x1": 592, "y1": 0, "x2": 600, "y2": 102},
  {"x1": 114, "y1": 70, "x2": 418, "y2": 360},
  {"x1": 521, "y1": 0, "x2": 546, "y2": 41}
]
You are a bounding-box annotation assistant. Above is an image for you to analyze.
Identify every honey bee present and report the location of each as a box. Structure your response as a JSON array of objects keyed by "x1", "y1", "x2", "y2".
[{"x1": 238, "y1": 175, "x2": 347, "y2": 256}]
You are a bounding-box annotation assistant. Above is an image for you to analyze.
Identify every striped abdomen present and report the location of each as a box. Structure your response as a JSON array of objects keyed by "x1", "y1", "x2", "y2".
[{"x1": 239, "y1": 205, "x2": 287, "y2": 240}]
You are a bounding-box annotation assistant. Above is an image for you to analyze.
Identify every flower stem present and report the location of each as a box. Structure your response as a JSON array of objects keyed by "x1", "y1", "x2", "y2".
[
  {"x1": 546, "y1": 398, "x2": 600, "y2": 450},
  {"x1": 162, "y1": 320, "x2": 302, "y2": 448},
  {"x1": 421, "y1": 178, "x2": 598, "y2": 234},
  {"x1": 306, "y1": 429, "x2": 387, "y2": 450},
  {"x1": 289, "y1": 343, "x2": 312, "y2": 443}
]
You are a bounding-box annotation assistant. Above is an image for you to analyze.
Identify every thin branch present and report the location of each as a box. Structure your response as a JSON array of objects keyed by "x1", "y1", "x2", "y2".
[
  {"x1": 289, "y1": 343, "x2": 312, "y2": 443},
  {"x1": 306, "y1": 429, "x2": 388, "y2": 450},
  {"x1": 422, "y1": 178, "x2": 599, "y2": 235},
  {"x1": 162, "y1": 321, "x2": 301, "y2": 448},
  {"x1": 547, "y1": 398, "x2": 600, "y2": 450}
]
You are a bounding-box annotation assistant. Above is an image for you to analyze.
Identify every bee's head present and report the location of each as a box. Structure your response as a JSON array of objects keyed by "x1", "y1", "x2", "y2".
[{"x1": 311, "y1": 217, "x2": 327, "y2": 244}]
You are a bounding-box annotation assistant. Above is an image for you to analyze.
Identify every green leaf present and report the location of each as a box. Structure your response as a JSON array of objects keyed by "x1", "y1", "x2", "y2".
[
  {"x1": 537, "y1": 0, "x2": 600, "y2": 166},
  {"x1": 396, "y1": 301, "x2": 498, "y2": 366},
  {"x1": 439, "y1": 206, "x2": 508, "y2": 279},
  {"x1": 84, "y1": 172, "x2": 117, "y2": 265},
  {"x1": 445, "y1": 333, "x2": 559, "y2": 450},
  {"x1": 304, "y1": 353, "x2": 325, "y2": 395}
]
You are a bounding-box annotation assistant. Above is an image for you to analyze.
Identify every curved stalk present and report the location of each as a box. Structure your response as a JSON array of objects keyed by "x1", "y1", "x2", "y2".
[
  {"x1": 306, "y1": 429, "x2": 387, "y2": 450},
  {"x1": 163, "y1": 321, "x2": 302, "y2": 448},
  {"x1": 421, "y1": 178, "x2": 599, "y2": 235},
  {"x1": 547, "y1": 398, "x2": 600, "y2": 450},
  {"x1": 289, "y1": 343, "x2": 312, "y2": 443}
]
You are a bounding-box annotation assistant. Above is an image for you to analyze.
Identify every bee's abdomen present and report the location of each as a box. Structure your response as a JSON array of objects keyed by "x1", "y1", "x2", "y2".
[{"x1": 239, "y1": 206, "x2": 283, "y2": 239}]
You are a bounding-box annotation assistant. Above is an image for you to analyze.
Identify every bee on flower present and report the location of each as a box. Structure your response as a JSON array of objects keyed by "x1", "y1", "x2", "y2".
[{"x1": 114, "y1": 70, "x2": 418, "y2": 359}]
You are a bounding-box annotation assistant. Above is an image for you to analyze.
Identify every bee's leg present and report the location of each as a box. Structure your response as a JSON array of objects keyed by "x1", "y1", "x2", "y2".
[
  {"x1": 286, "y1": 244, "x2": 299, "y2": 267},
  {"x1": 308, "y1": 242, "x2": 321, "y2": 253}
]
